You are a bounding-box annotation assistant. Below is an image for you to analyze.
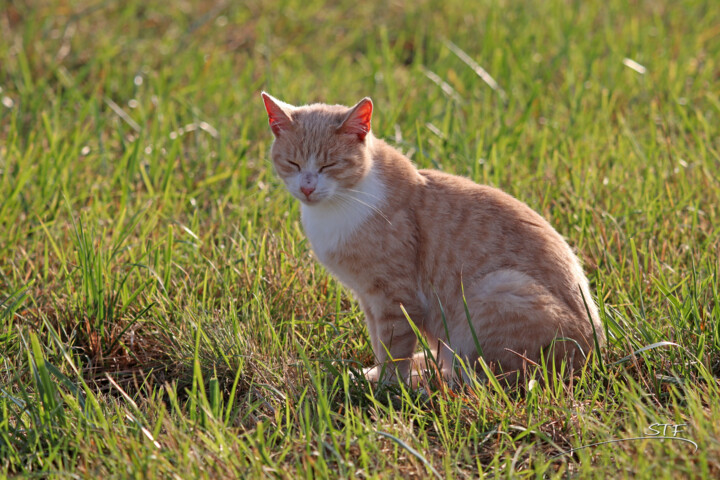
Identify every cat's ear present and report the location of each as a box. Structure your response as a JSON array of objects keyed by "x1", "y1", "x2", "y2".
[
  {"x1": 337, "y1": 97, "x2": 373, "y2": 141},
  {"x1": 261, "y1": 92, "x2": 294, "y2": 137}
]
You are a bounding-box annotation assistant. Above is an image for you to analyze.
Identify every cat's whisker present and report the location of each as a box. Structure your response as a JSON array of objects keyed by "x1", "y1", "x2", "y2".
[
  {"x1": 335, "y1": 194, "x2": 390, "y2": 224},
  {"x1": 332, "y1": 193, "x2": 377, "y2": 218},
  {"x1": 345, "y1": 187, "x2": 385, "y2": 202},
  {"x1": 335, "y1": 192, "x2": 392, "y2": 225}
]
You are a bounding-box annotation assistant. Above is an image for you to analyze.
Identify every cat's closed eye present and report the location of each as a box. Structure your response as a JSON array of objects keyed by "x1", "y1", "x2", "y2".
[
  {"x1": 288, "y1": 161, "x2": 301, "y2": 171},
  {"x1": 319, "y1": 163, "x2": 336, "y2": 173}
]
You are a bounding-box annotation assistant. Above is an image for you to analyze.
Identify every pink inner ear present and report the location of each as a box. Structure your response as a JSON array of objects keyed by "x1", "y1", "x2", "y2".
[
  {"x1": 338, "y1": 99, "x2": 373, "y2": 140},
  {"x1": 262, "y1": 93, "x2": 292, "y2": 137}
]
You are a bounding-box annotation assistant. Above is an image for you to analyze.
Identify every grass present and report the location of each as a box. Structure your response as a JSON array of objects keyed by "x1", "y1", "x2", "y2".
[{"x1": 1, "y1": 0, "x2": 719, "y2": 477}]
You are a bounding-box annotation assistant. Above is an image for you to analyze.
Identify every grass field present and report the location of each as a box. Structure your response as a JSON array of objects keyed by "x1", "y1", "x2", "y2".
[{"x1": 1, "y1": 0, "x2": 719, "y2": 477}]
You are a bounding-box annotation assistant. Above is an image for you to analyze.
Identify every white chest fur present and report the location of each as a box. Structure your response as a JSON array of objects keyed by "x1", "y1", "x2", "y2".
[{"x1": 301, "y1": 167, "x2": 386, "y2": 263}]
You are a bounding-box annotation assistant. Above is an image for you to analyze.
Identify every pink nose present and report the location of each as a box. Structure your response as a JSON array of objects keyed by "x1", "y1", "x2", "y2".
[{"x1": 301, "y1": 186, "x2": 315, "y2": 197}]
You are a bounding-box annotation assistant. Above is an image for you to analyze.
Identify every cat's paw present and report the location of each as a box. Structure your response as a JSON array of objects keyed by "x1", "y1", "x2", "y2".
[
  {"x1": 349, "y1": 362, "x2": 415, "y2": 385},
  {"x1": 347, "y1": 365, "x2": 399, "y2": 384},
  {"x1": 362, "y1": 365, "x2": 415, "y2": 386},
  {"x1": 346, "y1": 365, "x2": 385, "y2": 383},
  {"x1": 362, "y1": 365, "x2": 385, "y2": 382}
]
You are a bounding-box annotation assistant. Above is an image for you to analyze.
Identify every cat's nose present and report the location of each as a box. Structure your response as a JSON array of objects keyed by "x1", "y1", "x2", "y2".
[{"x1": 301, "y1": 186, "x2": 315, "y2": 197}]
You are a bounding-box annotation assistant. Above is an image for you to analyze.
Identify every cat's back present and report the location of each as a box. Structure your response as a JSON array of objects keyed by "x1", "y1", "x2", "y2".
[
  {"x1": 411, "y1": 169, "x2": 587, "y2": 304},
  {"x1": 415, "y1": 168, "x2": 553, "y2": 233}
]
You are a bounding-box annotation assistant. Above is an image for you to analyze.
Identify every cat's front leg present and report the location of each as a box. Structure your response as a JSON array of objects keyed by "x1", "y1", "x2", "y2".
[{"x1": 362, "y1": 308, "x2": 419, "y2": 383}]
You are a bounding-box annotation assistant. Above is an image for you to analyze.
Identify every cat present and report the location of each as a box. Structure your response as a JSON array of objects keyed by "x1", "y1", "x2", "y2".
[{"x1": 261, "y1": 91, "x2": 604, "y2": 385}]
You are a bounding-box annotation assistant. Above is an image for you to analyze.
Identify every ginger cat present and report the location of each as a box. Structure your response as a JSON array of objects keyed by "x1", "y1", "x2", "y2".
[{"x1": 262, "y1": 92, "x2": 604, "y2": 385}]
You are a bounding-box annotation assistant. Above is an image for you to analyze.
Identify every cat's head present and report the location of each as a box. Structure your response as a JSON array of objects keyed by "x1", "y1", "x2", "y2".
[{"x1": 261, "y1": 92, "x2": 374, "y2": 206}]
